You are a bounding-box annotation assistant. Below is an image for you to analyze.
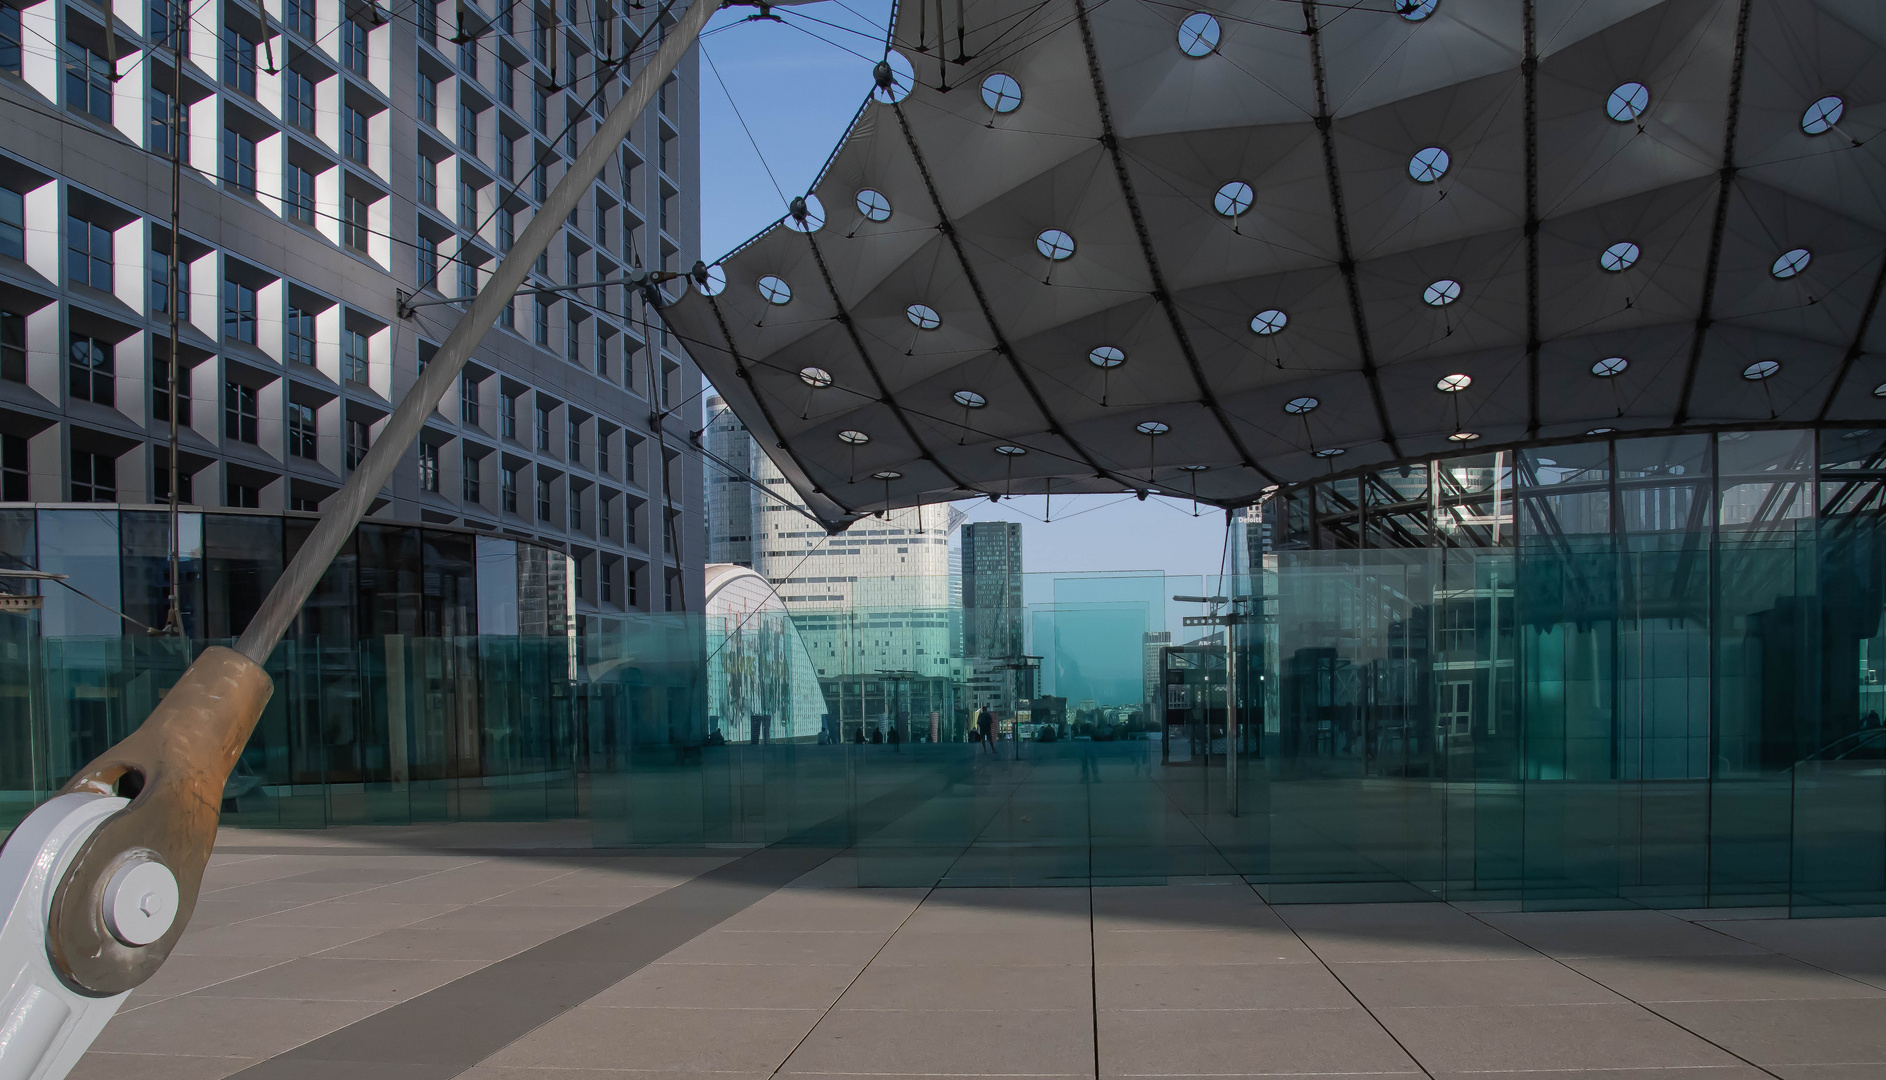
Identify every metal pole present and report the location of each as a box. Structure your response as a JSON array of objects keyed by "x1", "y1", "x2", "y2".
[
  {"x1": 1226, "y1": 609, "x2": 1237, "y2": 817},
  {"x1": 235, "y1": 0, "x2": 721, "y2": 663},
  {"x1": 163, "y1": 0, "x2": 184, "y2": 639}
]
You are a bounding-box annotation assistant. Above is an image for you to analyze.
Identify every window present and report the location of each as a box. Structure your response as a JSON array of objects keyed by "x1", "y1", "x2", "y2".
[
  {"x1": 151, "y1": 85, "x2": 187, "y2": 155},
  {"x1": 288, "y1": 401, "x2": 316, "y2": 458},
  {"x1": 224, "y1": 381, "x2": 258, "y2": 443},
  {"x1": 600, "y1": 559, "x2": 613, "y2": 603},
  {"x1": 71, "y1": 449, "x2": 114, "y2": 502},
  {"x1": 0, "y1": 188, "x2": 18, "y2": 260},
  {"x1": 344, "y1": 194, "x2": 368, "y2": 252},
  {"x1": 458, "y1": 103, "x2": 478, "y2": 153},
  {"x1": 599, "y1": 494, "x2": 611, "y2": 538},
  {"x1": 568, "y1": 417, "x2": 580, "y2": 460},
  {"x1": 458, "y1": 39, "x2": 477, "y2": 78},
  {"x1": 533, "y1": 161, "x2": 547, "y2": 201},
  {"x1": 67, "y1": 216, "x2": 112, "y2": 291},
  {"x1": 598, "y1": 434, "x2": 609, "y2": 472},
  {"x1": 415, "y1": 0, "x2": 436, "y2": 42},
  {"x1": 458, "y1": 180, "x2": 476, "y2": 229},
  {"x1": 226, "y1": 482, "x2": 258, "y2": 508},
  {"x1": 417, "y1": 154, "x2": 437, "y2": 207},
  {"x1": 68, "y1": 334, "x2": 113, "y2": 404},
  {"x1": 500, "y1": 465, "x2": 516, "y2": 511},
  {"x1": 569, "y1": 497, "x2": 580, "y2": 530},
  {"x1": 498, "y1": 61, "x2": 514, "y2": 108},
  {"x1": 342, "y1": 106, "x2": 369, "y2": 163},
  {"x1": 458, "y1": 259, "x2": 476, "y2": 298},
  {"x1": 499, "y1": 392, "x2": 516, "y2": 438},
  {"x1": 283, "y1": 70, "x2": 315, "y2": 131},
  {"x1": 416, "y1": 234, "x2": 437, "y2": 283},
  {"x1": 461, "y1": 373, "x2": 479, "y2": 424},
  {"x1": 595, "y1": 335, "x2": 606, "y2": 376},
  {"x1": 496, "y1": 207, "x2": 513, "y2": 251},
  {"x1": 286, "y1": 164, "x2": 315, "y2": 224},
  {"x1": 222, "y1": 279, "x2": 257, "y2": 343},
  {"x1": 594, "y1": 205, "x2": 607, "y2": 246},
  {"x1": 535, "y1": 477, "x2": 549, "y2": 520},
  {"x1": 417, "y1": 74, "x2": 438, "y2": 126},
  {"x1": 532, "y1": 23, "x2": 547, "y2": 63},
  {"x1": 285, "y1": 305, "x2": 314, "y2": 365},
  {"x1": 497, "y1": 135, "x2": 514, "y2": 181},
  {"x1": 0, "y1": 311, "x2": 21, "y2": 382},
  {"x1": 418, "y1": 442, "x2": 439, "y2": 492},
  {"x1": 565, "y1": 314, "x2": 578, "y2": 363},
  {"x1": 0, "y1": 4, "x2": 19, "y2": 74},
  {"x1": 1, "y1": 434, "x2": 26, "y2": 500},
  {"x1": 65, "y1": 41, "x2": 112, "y2": 120},
  {"x1": 342, "y1": 326, "x2": 368, "y2": 382},
  {"x1": 152, "y1": 353, "x2": 190, "y2": 422},
  {"x1": 220, "y1": 28, "x2": 256, "y2": 95},
  {"x1": 150, "y1": 248, "x2": 189, "y2": 317},
  {"x1": 533, "y1": 86, "x2": 546, "y2": 132},
  {"x1": 285, "y1": 0, "x2": 314, "y2": 37},
  {"x1": 340, "y1": 18, "x2": 368, "y2": 76},
  {"x1": 223, "y1": 128, "x2": 256, "y2": 192},
  {"x1": 535, "y1": 403, "x2": 550, "y2": 449},
  {"x1": 533, "y1": 298, "x2": 549, "y2": 345},
  {"x1": 345, "y1": 417, "x2": 368, "y2": 467},
  {"x1": 564, "y1": 123, "x2": 575, "y2": 158},
  {"x1": 463, "y1": 453, "x2": 481, "y2": 501},
  {"x1": 152, "y1": 462, "x2": 189, "y2": 502},
  {"x1": 498, "y1": 3, "x2": 512, "y2": 34}
]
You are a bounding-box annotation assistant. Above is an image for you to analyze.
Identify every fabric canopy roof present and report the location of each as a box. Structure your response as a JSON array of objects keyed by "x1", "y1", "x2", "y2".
[{"x1": 663, "y1": 0, "x2": 1886, "y2": 528}]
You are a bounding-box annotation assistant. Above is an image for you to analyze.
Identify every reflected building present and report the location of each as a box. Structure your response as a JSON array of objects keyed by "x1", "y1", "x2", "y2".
[
  {"x1": 703, "y1": 563, "x2": 827, "y2": 743},
  {"x1": 961, "y1": 520, "x2": 1024, "y2": 712}
]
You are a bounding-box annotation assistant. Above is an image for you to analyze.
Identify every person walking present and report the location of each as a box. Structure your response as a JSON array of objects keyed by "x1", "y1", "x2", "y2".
[{"x1": 970, "y1": 707, "x2": 985, "y2": 752}]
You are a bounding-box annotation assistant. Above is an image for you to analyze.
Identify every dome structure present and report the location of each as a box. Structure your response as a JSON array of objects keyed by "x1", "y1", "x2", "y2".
[
  {"x1": 664, "y1": 0, "x2": 1886, "y2": 528},
  {"x1": 704, "y1": 564, "x2": 830, "y2": 742}
]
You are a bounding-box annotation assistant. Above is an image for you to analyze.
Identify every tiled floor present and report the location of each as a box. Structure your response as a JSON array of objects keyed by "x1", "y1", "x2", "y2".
[{"x1": 70, "y1": 824, "x2": 1886, "y2": 1080}]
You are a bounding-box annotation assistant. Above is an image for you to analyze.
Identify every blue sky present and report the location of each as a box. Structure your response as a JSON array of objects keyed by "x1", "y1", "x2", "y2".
[{"x1": 692, "y1": 2, "x2": 1230, "y2": 578}]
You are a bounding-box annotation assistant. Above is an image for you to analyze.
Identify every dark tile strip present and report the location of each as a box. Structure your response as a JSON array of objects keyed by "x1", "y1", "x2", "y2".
[{"x1": 213, "y1": 845, "x2": 742, "y2": 858}]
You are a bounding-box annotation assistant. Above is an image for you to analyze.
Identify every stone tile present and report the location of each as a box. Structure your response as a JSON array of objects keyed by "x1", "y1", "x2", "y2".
[
  {"x1": 69, "y1": 1052, "x2": 257, "y2": 1080},
  {"x1": 246, "y1": 902, "x2": 467, "y2": 930},
  {"x1": 191, "y1": 957, "x2": 486, "y2": 1002},
  {"x1": 170, "y1": 923, "x2": 383, "y2": 959},
  {"x1": 317, "y1": 927, "x2": 561, "y2": 962},
  {"x1": 92, "y1": 995, "x2": 387, "y2": 1059},
  {"x1": 1428, "y1": 1070, "x2": 1771, "y2": 1080},
  {"x1": 198, "y1": 881, "x2": 383, "y2": 905},
  {"x1": 1650, "y1": 998, "x2": 1886, "y2": 1066},
  {"x1": 784, "y1": 1007, "x2": 1093, "y2": 1075},
  {"x1": 873, "y1": 928, "x2": 1091, "y2": 967},
  {"x1": 1277, "y1": 903, "x2": 1536, "y2": 963},
  {"x1": 485, "y1": 1006, "x2": 824, "y2": 1072},
  {"x1": 1374, "y1": 1002, "x2": 1738, "y2": 1073},
  {"x1": 1091, "y1": 883, "x2": 1279, "y2": 933},
  {"x1": 1093, "y1": 929, "x2": 1315, "y2": 966},
  {"x1": 1098, "y1": 1006, "x2": 1417, "y2": 1076},
  {"x1": 1477, "y1": 910, "x2": 1771, "y2": 959},
  {"x1": 471, "y1": 884, "x2": 672, "y2": 909},
  {"x1": 462, "y1": 1069, "x2": 774, "y2": 1080},
  {"x1": 1334, "y1": 958, "x2": 1624, "y2": 1007},
  {"x1": 1096, "y1": 962, "x2": 1353, "y2": 1010},
  {"x1": 406, "y1": 904, "x2": 622, "y2": 932},
  {"x1": 590, "y1": 962, "x2": 860, "y2": 1010},
  {"x1": 187, "y1": 899, "x2": 307, "y2": 928},
  {"x1": 1568, "y1": 953, "x2": 1886, "y2": 1002},
  {"x1": 718, "y1": 889, "x2": 925, "y2": 932},
  {"x1": 840, "y1": 962, "x2": 1094, "y2": 1011},
  {"x1": 661, "y1": 929, "x2": 892, "y2": 967},
  {"x1": 123, "y1": 954, "x2": 290, "y2": 1007}
]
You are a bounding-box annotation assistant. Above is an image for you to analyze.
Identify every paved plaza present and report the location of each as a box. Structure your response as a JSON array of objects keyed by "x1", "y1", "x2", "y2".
[{"x1": 77, "y1": 822, "x2": 1886, "y2": 1080}]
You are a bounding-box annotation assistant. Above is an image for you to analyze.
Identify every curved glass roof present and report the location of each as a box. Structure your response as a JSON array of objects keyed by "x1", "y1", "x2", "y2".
[{"x1": 667, "y1": 0, "x2": 1886, "y2": 527}]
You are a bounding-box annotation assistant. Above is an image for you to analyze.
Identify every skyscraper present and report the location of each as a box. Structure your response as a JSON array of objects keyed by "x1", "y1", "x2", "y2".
[{"x1": 961, "y1": 520, "x2": 1023, "y2": 712}]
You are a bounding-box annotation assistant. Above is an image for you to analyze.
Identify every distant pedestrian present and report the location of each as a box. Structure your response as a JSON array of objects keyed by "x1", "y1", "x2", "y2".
[{"x1": 980, "y1": 709, "x2": 998, "y2": 750}]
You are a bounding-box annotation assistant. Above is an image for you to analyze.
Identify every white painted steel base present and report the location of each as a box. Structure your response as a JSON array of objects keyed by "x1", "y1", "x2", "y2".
[{"x1": 0, "y1": 795, "x2": 132, "y2": 1080}]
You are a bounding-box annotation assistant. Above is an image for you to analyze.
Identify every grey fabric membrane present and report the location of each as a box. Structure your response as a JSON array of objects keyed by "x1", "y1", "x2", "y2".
[{"x1": 663, "y1": 0, "x2": 1886, "y2": 527}]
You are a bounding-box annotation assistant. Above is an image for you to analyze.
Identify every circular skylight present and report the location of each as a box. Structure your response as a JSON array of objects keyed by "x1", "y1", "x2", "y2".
[
  {"x1": 1177, "y1": 11, "x2": 1220, "y2": 57},
  {"x1": 1772, "y1": 248, "x2": 1811, "y2": 279},
  {"x1": 871, "y1": 470, "x2": 902, "y2": 480},
  {"x1": 1448, "y1": 431, "x2": 1480, "y2": 442},
  {"x1": 1802, "y1": 95, "x2": 1844, "y2": 135},
  {"x1": 1423, "y1": 279, "x2": 1462, "y2": 306},
  {"x1": 1214, "y1": 180, "x2": 1253, "y2": 217},
  {"x1": 1743, "y1": 360, "x2": 1780, "y2": 380},
  {"x1": 952, "y1": 389, "x2": 987, "y2": 409},
  {"x1": 1314, "y1": 447, "x2": 1345, "y2": 458},
  {"x1": 1408, "y1": 146, "x2": 1449, "y2": 183},
  {"x1": 1089, "y1": 345, "x2": 1125, "y2": 368},
  {"x1": 1600, "y1": 241, "x2": 1640, "y2": 272},
  {"x1": 1588, "y1": 427, "x2": 1615, "y2": 435},
  {"x1": 871, "y1": 52, "x2": 914, "y2": 104},
  {"x1": 1036, "y1": 229, "x2": 1076, "y2": 261},
  {"x1": 1591, "y1": 356, "x2": 1628, "y2": 377},
  {"x1": 1283, "y1": 396, "x2": 1319, "y2": 414},
  {"x1": 1136, "y1": 421, "x2": 1170, "y2": 436},
  {"x1": 837, "y1": 429, "x2": 870, "y2": 444},
  {"x1": 1436, "y1": 373, "x2": 1471, "y2": 392},
  {"x1": 758, "y1": 275, "x2": 792, "y2": 304},
  {"x1": 1607, "y1": 81, "x2": 1650, "y2": 122},
  {"x1": 995, "y1": 444, "x2": 1027, "y2": 456},
  {"x1": 855, "y1": 188, "x2": 892, "y2": 222},
  {"x1": 1396, "y1": 0, "x2": 1438, "y2": 21},
  {"x1": 1874, "y1": 383, "x2": 1886, "y2": 398},
  {"x1": 1180, "y1": 464, "x2": 1209, "y2": 472},
  {"x1": 694, "y1": 263, "x2": 727, "y2": 296},
  {"x1": 906, "y1": 303, "x2": 941, "y2": 330},
  {"x1": 981, "y1": 73, "x2": 1022, "y2": 113},
  {"x1": 799, "y1": 366, "x2": 834, "y2": 388},
  {"x1": 784, "y1": 193, "x2": 825, "y2": 233},
  {"x1": 1250, "y1": 309, "x2": 1287, "y2": 335}
]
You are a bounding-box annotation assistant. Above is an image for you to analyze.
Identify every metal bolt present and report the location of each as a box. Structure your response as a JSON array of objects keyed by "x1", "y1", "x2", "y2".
[{"x1": 102, "y1": 859, "x2": 179, "y2": 947}]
